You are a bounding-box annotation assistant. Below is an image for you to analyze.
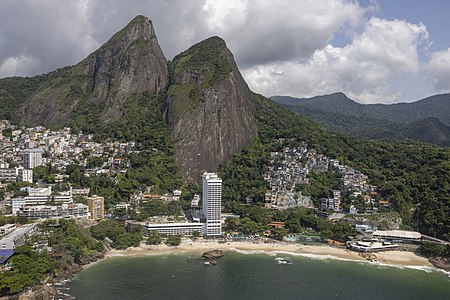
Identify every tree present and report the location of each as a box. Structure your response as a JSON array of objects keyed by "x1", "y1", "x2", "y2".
[
  {"x1": 191, "y1": 230, "x2": 201, "y2": 241},
  {"x1": 241, "y1": 218, "x2": 262, "y2": 235},
  {"x1": 269, "y1": 227, "x2": 288, "y2": 241},
  {"x1": 225, "y1": 217, "x2": 240, "y2": 232},
  {"x1": 165, "y1": 235, "x2": 181, "y2": 246},
  {"x1": 147, "y1": 231, "x2": 162, "y2": 245}
]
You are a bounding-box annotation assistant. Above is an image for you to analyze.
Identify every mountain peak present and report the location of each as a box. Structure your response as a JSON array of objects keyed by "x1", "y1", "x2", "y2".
[
  {"x1": 101, "y1": 15, "x2": 157, "y2": 50},
  {"x1": 166, "y1": 36, "x2": 257, "y2": 182},
  {"x1": 21, "y1": 15, "x2": 168, "y2": 126}
]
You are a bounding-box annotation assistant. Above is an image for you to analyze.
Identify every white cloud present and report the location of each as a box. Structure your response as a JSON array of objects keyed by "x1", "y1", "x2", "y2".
[
  {"x1": 0, "y1": 0, "x2": 96, "y2": 76},
  {"x1": 426, "y1": 48, "x2": 450, "y2": 92},
  {"x1": 0, "y1": 0, "x2": 447, "y2": 103},
  {"x1": 244, "y1": 18, "x2": 430, "y2": 103},
  {"x1": 0, "y1": 55, "x2": 39, "y2": 77},
  {"x1": 203, "y1": 0, "x2": 367, "y2": 67}
]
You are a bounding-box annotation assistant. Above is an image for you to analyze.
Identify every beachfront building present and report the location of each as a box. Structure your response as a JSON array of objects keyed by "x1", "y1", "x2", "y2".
[
  {"x1": 202, "y1": 172, "x2": 222, "y2": 236},
  {"x1": 373, "y1": 230, "x2": 422, "y2": 243},
  {"x1": 146, "y1": 222, "x2": 204, "y2": 236},
  {"x1": 0, "y1": 224, "x2": 37, "y2": 263},
  {"x1": 87, "y1": 195, "x2": 105, "y2": 221},
  {"x1": 23, "y1": 148, "x2": 43, "y2": 169}
]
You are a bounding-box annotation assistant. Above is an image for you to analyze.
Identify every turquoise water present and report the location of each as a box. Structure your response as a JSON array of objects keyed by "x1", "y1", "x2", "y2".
[{"x1": 64, "y1": 252, "x2": 450, "y2": 300}]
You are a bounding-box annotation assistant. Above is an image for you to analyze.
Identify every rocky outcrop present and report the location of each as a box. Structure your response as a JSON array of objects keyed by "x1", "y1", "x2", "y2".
[
  {"x1": 165, "y1": 37, "x2": 257, "y2": 182},
  {"x1": 21, "y1": 15, "x2": 168, "y2": 126},
  {"x1": 428, "y1": 257, "x2": 450, "y2": 272},
  {"x1": 202, "y1": 249, "x2": 224, "y2": 259},
  {"x1": 87, "y1": 15, "x2": 168, "y2": 123}
]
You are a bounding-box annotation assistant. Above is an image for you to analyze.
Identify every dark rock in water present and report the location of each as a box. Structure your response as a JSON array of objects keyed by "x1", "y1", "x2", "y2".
[
  {"x1": 202, "y1": 249, "x2": 224, "y2": 259},
  {"x1": 209, "y1": 259, "x2": 217, "y2": 265},
  {"x1": 79, "y1": 252, "x2": 105, "y2": 265}
]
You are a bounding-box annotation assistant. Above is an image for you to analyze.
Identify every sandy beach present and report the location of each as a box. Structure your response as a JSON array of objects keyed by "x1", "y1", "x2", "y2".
[{"x1": 106, "y1": 239, "x2": 433, "y2": 268}]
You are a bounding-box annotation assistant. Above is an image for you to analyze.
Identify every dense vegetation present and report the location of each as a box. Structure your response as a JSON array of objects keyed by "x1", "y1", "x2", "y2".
[
  {"x1": 172, "y1": 36, "x2": 232, "y2": 87},
  {"x1": 0, "y1": 246, "x2": 55, "y2": 295},
  {"x1": 419, "y1": 242, "x2": 450, "y2": 258},
  {"x1": 273, "y1": 93, "x2": 450, "y2": 147},
  {"x1": 90, "y1": 220, "x2": 143, "y2": 249},
  {"x1": 225, "y1": 206, "x2": 356, "y2": 242},
  {"x1": 0, "y1": 219, "x2": 104, "y2": 296},
  {"x1": 0, "y1": 72, "x2": 65, "y2": 123},
  {"x1": 42, "y1": 219, "x2": 104, "y2": 263},
  {"x1": 220, "y1": 94, "x2": 450, "y2": 240}
]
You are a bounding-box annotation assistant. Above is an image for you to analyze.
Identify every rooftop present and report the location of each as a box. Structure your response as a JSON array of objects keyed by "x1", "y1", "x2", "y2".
[{"x1": 373, "y1": 230, "x2": 421, "y2": 239}]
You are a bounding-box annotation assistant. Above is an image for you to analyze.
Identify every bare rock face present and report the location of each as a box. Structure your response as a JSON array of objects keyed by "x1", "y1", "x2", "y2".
[
  {"x1": 88, "y1": 16, "x2": 168, "y2": 123},
  {"x1": 21, "y1": 15, "x2": 168, "y2": 126},
  {"x1": 202, "y1": 249, "x2": 224, "y2": 259},
  {"x1": 165, "y1": 37, "x2": 258, "y2": 182}
]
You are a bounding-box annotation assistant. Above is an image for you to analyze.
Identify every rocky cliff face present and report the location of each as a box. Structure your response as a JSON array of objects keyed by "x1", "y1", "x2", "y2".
[
  {"x1": 165, "y1": 37, "x2": 257, "y2": 182},
  {"x1": 21, "y1": 15, "x2": 168, "y2": 126}
]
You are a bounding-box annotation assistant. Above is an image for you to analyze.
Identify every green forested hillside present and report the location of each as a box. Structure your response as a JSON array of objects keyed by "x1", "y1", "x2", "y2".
[
  {"x1": 220, "y1": 94, "x2": 450, "y2": 240},
  {"x1": 272, "y1": 93, "x2": 450, "y2": 146}
]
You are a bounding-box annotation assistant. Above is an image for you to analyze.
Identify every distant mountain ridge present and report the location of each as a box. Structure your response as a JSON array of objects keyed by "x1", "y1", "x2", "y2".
[{"x1": 272, "y1": 93, "x2": 450, "y2": 146}]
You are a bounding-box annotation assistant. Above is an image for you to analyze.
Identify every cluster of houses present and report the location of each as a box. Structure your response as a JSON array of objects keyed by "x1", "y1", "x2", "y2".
[
  {"x1": 0, "y1": 119, "x2": 136, "y2": 184},
  {"x1": 264, "y1": 142, "x2": 325, "y2": 209},
  {"x1": 264, "y1": 141, "x2": 387, "y2": 214},
  {"x1": 0, "y1": 121, "x2": 141, "y2": 216},
  {"x1": 129, "y1": 189, "x2": 183, "y2": 206}
]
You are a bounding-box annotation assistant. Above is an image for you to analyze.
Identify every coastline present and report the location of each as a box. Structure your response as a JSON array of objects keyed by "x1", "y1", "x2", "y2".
[
  {"x1": 105, "y1": 239, "x2": 435, "y2": 269},
  {"x1": 41, "y1": 239, "x2": 447, "y2": 299}
]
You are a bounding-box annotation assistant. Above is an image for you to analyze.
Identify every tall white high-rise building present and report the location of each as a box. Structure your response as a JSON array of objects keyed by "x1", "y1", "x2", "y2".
[
  {"x1": 202, "y1": 172, "x2": 222, "y2": 236},
  {"x1": 23, "y1": 148, "x2": 43, "y2": 169}
]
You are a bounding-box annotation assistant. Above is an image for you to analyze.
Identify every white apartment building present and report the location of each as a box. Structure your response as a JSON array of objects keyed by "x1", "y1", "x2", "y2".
[
  {"x1": 146, "y1": 222, "x2": 204, "y2": 236},
  {"x1": 0, "y1": 224, "x2": 37, "y2": 263},
  {"x1": 0, "y1": 168, "x2": 17, "y2": 182},
  {"x1": 17, "y1": 168, "x2": 33, "y2": 183},
  {"x1": 23, "y1": 148, "x2": 43, "y2": 169},
  {"x1": 12, "y1": 186, "x2": 73, "y2": 214},
  {"x1": 202, "y1": 172, "x2": 222, "y2": 236},
  {"x1": 18, "y1": 203, "x2": 89, "y2": 219}
]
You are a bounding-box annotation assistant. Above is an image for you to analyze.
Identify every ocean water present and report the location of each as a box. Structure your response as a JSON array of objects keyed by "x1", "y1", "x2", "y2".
[{"x1": 64, "y1": 251, "x2": 450, "y2": 300}]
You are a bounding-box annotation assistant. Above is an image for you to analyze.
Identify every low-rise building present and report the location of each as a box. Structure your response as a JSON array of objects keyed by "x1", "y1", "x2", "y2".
[
  {"x1": 114, "y1": 203, "x2": 129, "y2": 210},
  {"x1": 18, "y1": 203, "x2": 89, "y2": 219},
  {"x1": 0, "y1": 224, "x2": 37, "y2": 263},
  {"x1": 373, "y1": 230, "x2": 421, "y2": 243},
  {"x1": 0, "y1": 168, "x2": 17, "y2": 182},
  {"x1": 0, "y1": 224, "x2": 16, "y2": 237},
  {"x1": 145, "y1": 222, "x2": 204, "y2": 236}
]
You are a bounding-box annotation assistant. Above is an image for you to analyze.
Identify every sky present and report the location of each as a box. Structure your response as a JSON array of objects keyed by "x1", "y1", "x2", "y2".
[{"x1": 1, "y1": 0, "x2": 450, "y2": 104}]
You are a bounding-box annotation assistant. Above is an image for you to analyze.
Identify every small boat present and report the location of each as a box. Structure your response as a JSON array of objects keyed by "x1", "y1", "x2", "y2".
[{"x1": 204, "y1": 261, "x2": 210, "y2": 265}]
